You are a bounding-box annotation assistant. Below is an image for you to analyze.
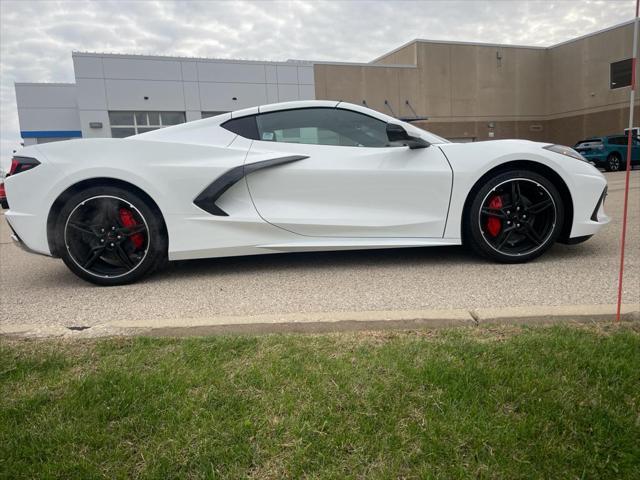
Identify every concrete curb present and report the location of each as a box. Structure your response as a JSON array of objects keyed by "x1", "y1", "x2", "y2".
[
  {"x1": 118, "y1": 309, "x2": 475, "y2": 337},
  {"x1": 2, "y1": 304, "x2": 637, "y2": 338},
  {"x1": 473, "y1": 303, "x2": 640, "y2": 325}
]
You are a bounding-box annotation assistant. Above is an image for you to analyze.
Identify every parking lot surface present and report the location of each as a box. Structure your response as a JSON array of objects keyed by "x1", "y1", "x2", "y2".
[{"x1": 1, "y1": 172, "x2": 638, "y2": 334}]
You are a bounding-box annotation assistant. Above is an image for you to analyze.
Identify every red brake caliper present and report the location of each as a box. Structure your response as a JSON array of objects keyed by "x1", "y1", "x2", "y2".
[
  {"x1": 118, "y1": 207, "x2": 144, "y2": 249},
  {"x1": 486, "y1": 195, "x2": 503, "y2": 237}
]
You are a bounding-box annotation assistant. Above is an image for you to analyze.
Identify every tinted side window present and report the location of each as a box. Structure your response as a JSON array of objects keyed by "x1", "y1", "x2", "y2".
[
  {"x1": 608, "y1": 137, "x2": 627, "y2": 146},
  {"x1": 221, "y1": 116, "x2": 259, "y2": 139},
  {"x1": 255, "y1": 108, "x2": 392, "y2": 147},
  {"x1": 612, "y1": 136, "x2": 640, "y2": 146},
  {"x1": 610, "y1": 59, "x2": 632, "y2": 89}
]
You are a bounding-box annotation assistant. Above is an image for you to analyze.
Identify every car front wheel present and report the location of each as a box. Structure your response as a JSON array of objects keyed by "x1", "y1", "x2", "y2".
[
  {"x1": 465, "y1": 170, "x2": 564, "y2": 263},
  {"x1": 55, "y1": 185, "x2": 167, "y2": 285}
]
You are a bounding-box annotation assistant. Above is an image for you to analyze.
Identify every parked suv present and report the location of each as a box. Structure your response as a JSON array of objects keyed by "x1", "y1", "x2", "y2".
[{"x1": 574, "y1": 135, "x2": 640, "y2": 171}]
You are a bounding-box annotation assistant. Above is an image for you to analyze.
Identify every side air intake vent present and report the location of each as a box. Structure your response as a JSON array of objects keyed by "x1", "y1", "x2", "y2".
[{"x1": 193, "y1": 155, "x2": 309, "y2": 216}]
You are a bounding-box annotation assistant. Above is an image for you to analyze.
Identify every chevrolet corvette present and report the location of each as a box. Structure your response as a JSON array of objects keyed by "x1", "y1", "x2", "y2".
[{"x1": 4, "y1": 100, "x2": 609, "y2": 285}]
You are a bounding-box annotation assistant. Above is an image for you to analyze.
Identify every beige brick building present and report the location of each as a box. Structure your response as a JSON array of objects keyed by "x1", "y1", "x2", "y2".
[{"x1": 314, "y1": 20, "x2": 639, "y2": 145}]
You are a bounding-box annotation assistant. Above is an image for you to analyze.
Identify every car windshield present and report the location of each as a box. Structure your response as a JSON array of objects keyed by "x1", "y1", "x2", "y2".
[{"x1": 574, "y1": 139, "x2": 603, "y2": 149}]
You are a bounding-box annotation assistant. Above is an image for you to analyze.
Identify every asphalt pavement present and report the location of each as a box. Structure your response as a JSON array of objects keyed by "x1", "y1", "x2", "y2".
[{"x1": 1, "y1": 171, "x2": 638, "y2": 335}]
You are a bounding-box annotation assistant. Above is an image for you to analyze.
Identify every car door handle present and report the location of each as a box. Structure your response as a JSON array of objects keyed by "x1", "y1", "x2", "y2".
[{"x1": 194, "y1": 155, "x2": 309, "y2": 216}]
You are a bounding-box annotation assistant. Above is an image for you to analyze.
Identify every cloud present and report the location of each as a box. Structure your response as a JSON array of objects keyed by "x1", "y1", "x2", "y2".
[{"x1": 0, "y1": 0, "x2": 635, "y2": 169}]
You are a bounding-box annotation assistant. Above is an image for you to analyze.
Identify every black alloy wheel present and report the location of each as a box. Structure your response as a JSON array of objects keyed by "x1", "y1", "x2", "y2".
[
  {"x1": 56, "y1": 186, "x2": 166, "y2": 285},
  {"x1": 465, "y1": 170, "x2": 564, "y2": 263}
]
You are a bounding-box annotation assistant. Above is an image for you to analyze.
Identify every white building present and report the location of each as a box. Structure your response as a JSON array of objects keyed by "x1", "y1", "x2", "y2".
[{"x1": 16, "y1": 52, "x2": 316, "y2": 145}]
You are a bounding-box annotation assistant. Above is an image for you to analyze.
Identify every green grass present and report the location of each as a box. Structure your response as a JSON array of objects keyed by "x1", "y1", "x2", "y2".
[{"x1": 1, "y1": 323, "x2": 639, "y2": 479}]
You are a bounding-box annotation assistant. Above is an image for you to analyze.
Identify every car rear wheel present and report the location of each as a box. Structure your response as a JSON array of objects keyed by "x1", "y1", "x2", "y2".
[
  {"x1": 55, "y1": 185, "x2": 167, "y2": 285},
  {"x1": 606, "y1": 153, "x2": 621, "y2": 172},
  {"x1": 464, "y1": 170, "x2": 564, "y2": 263}
]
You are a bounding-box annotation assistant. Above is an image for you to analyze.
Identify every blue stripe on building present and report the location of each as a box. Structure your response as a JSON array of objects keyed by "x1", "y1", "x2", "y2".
[{"x1": 21, "y1": 130, "x2": 82, "y2": 139}]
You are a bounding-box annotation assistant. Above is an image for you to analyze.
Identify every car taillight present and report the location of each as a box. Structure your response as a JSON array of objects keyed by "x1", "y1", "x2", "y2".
[{"x1": 8, "y1": 156, "x2": 40, "y2": 176}]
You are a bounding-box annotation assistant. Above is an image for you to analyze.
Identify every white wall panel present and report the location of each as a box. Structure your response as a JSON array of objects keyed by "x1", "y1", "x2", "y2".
[
  {"x1": 276, "y1": 65, "x2": 298, "y2": 84},
  {"x1": 79, "y1": 110, "x2": 111, "y2": 138},
  {"x1": 266, "y1": 84, "x2": 279, "y2": 103},
  {"x1": 298, "y1": 66, "x2": 315, "y2": 84},
  {"x1": 265, "y1": 65, "x2": 278, "y2": 84},
  {"x1": 76, "y1": 78, "x2": 108, "y2": 110},
  {"x1": 199, "y1": 82, "x2": 267, "y2": 111},
  {"x1": 73, "y1": 55, "x2": 104, "y2": 79},
  {"x1": 102, "y1": 57, "x2": 182, "y2": 81},
  {"x1": 186, "y1": 110, "x2": 202, "y2": 122},
  {"x1": 197, "y1": 62, "x2": 266, "y2": 83},
  {"x1": 298, "y1": 84, "x2": 316, "y2": 100},
  {"x1": 183, "y1": 82, "x2": 201, "y2": 110},
  {"x1": 104, "y1": 79, "x2": 186, "y2": 110},
  {"x1": 15, "y1": 84, "x2": 77, "y2": 109},
  {"x1": 17, "y1": 108, "x2": 80, "y2": 131},
  {"x1": 181, "y1": 61, "x2": 198, "y2": 81},
  {"x1": 277, "y1": 84, "x2": 299, "y2": 102}
]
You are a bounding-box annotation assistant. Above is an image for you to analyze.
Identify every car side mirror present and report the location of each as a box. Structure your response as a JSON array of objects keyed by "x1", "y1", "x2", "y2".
[{"x1": 386, "y1": 123, "x2": 430, "y2": 149}]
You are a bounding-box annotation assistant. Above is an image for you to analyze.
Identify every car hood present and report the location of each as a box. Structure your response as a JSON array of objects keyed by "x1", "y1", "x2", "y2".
[{"x1": 437, "y1": 138, "x2": 550, "y2": 152}]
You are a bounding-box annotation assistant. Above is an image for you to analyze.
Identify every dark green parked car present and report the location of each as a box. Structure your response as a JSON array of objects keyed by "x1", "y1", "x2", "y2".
[{"x1": 574, "y1": 135, "x2": 640, "y2": 171}]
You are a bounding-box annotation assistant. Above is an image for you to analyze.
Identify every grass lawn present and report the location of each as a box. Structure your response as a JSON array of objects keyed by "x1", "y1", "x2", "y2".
[{"x1": 1, "y1": 323, "x2": 639, "y2": 479}]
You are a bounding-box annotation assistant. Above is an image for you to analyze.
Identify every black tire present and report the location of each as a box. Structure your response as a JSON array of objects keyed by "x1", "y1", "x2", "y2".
[
  {"x1": 54, "y1": 185, "x2": 167, "y2": 285},
  {"x1": 606, "y1": 153, "x2": 621, "y2": 172},
  {"x1": 464, "y1": 170, "x2": 564, "y2": 263}
]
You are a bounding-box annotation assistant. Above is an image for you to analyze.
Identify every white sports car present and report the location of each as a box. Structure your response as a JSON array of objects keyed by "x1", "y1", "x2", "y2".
[{"x1": 5, "y1": 100, "x2": 609, "y2": 285}]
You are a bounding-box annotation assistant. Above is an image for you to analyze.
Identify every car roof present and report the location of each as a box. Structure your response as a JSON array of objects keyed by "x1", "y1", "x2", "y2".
[
  {"x1": 576, "y1": 135, "x2": 634, "y2": 144},
  {"x1": 229, "y1": 100, "x2": 338, "y2": 119},
  {"x1": 229, "y1": 100, "x2": 398, "y2": 124}
]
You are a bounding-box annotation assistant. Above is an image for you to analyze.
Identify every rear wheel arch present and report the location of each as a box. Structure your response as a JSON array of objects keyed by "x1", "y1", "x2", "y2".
[
  {"x1": 461, "y1": 160, "x2": 574, "y2": 245},
  {"x1": 47, "y1": 178, "x2": 167, "y2": 257}
]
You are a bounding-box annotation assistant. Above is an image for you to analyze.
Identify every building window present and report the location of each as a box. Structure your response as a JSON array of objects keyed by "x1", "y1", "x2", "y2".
[
  {"x1": 109, "y1": 111, "x2": 186, "y2": 138},
  {"x1": 201, "y1": 111, "x2": 228, "y2": 119},
  {"x1": 610, "y1": 59, "x2": 632, "y2": 89}
]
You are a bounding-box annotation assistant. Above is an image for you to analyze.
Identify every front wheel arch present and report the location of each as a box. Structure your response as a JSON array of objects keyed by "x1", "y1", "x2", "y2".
[
  {"x1": 461, "y1": 160, "x2": 574, "y2": 245},
  {"x1": 47, "y1": 178, "x2": 167, "y2": 257}
]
